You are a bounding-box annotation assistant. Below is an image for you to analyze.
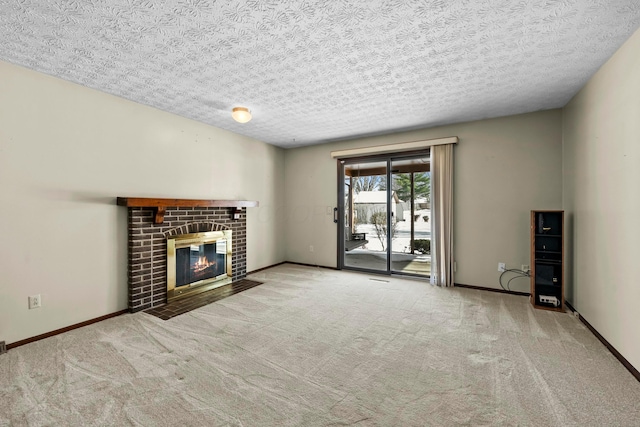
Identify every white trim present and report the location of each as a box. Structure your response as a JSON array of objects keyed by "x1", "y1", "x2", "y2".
[{"x1": 330, "y1": 136, "x2": 458, "y2": 159}]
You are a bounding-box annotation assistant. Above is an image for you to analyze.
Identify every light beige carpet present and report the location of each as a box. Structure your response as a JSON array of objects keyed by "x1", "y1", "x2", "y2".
[{"x1": 1, "y1": 264, "x2": 639, "y2": 426}]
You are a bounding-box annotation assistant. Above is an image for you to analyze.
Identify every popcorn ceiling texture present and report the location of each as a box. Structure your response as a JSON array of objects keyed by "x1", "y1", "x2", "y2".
[{"x1": 0, "y1": 1, "x2": 639, "y2": 147}]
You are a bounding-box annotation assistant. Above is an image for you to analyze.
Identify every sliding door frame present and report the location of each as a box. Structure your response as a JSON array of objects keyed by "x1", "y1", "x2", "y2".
[
  {"x1": 337, "y1": 154, "x2": 391, "y2": 274},
  {"x1": 337, "y1": 149, "x2": 430, "y2": 276}
]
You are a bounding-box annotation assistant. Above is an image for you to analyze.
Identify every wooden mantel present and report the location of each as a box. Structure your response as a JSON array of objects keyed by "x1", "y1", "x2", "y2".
[{"x1": 117, "y1": 197, "x2": 259, "y2": 224}]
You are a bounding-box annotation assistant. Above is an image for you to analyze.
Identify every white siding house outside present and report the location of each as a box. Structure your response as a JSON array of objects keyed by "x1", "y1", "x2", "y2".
[{"x1": 353, "y1": 191, "x2": 404, "y2": 223}]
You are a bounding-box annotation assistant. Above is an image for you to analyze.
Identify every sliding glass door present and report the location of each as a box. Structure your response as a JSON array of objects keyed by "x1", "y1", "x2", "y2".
[
  {"x1": 389, "y1": 157, "x2": 431, "y2": 276},
  {"x1": 341, "y1": 159, "x2": 388, "y2": 272},
  {"x1": 339, "y1": 153, "x2": 431, "y2": 277}
]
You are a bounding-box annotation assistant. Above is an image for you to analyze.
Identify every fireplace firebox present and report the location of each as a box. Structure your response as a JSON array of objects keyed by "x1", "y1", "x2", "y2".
[{"x1": 167, "y1": 230, "x2": 232, "y2": 302}]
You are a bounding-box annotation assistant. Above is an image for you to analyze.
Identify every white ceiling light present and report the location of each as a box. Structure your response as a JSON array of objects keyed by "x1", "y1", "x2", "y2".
[{"x1": 232, "y1": 107, "x2": 252, "y2": 123}]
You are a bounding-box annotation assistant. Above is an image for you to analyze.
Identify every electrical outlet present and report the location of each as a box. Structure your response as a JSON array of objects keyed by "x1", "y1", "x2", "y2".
[
  {"x1": 498, "y1": 262, "x2": 506, "y2": 272},
  {"x1": 28, "y1": 294, "x2": 41, "y2": 309},
  {"x1": 309, "y1": 245, "x2": 314, "y2": 252},
  {"x1": 0, "y1": 341, "x2": 6, "y2": 354},
  {"x1": 522, "y1": 264, "x2": 530, "y2": 273}
]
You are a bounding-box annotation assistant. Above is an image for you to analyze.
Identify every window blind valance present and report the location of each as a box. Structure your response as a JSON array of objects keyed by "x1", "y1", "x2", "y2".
[{"x1": 330, "y1": 136, "x2": 458, "y2": 159}]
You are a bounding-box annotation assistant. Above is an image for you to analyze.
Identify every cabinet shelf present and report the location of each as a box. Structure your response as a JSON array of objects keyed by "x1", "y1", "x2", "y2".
[
  {"x1": 531, "y1": 210, "x2": 564, "y2": 311},
  {"x1": 535, "y1": 282, "x2": 561, "y2": 288}
]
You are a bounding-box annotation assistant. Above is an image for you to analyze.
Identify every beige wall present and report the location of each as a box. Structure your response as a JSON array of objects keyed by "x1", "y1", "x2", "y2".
[
  {"x1": 284, "y1": 110, "x2": 563, "y2": 290},
  {"x1": 0, "y1": 61, "x2": 285, "y2": 345},
  {"x1": 563, "y1": 29, "x2": 640, "y2": 371}
]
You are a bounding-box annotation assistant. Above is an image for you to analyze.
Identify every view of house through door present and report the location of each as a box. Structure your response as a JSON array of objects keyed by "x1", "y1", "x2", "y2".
[{"x1": 339, "y1": 154, "x2": 431, "y2": 277}]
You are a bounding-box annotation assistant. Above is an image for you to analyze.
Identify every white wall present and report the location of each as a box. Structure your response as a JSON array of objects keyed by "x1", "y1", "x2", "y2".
[
  {"x1": 563, "y1": 28, "x2": 640, "y2": 371},
  {"x1": 284, "y1": 110, "x2": 563, "y2": 291},
  {"x1": 0, "y1": 61, "x2": 285, "y2": 345}
]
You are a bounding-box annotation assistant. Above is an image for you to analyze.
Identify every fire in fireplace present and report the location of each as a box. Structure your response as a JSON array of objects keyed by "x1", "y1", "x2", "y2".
[{"x1": 167, "y1": 230, "x2": 232, "y2": 301}]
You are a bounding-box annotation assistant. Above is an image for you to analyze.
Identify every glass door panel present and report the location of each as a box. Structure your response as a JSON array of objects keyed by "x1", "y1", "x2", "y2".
[
  {"x1": 342, "y1": 160, "x2": 388, "y2": 272},
  {"x1": 390, "y1": 157, "x2": 431, "y2": 277}
]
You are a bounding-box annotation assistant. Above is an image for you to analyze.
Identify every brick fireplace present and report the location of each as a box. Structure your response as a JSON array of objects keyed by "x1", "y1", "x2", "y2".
[{"x1": 118, "y1": 198, "x2": 257, "y2": 312}]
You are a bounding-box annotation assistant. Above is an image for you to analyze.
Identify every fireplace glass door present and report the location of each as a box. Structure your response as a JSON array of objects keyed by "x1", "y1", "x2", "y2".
[
  {"x1": 175, "y1": 240, "x2": 227, "y2": 287},
  {"x1": 167, "y1": 230, "x2": 232, "y2": 301}
]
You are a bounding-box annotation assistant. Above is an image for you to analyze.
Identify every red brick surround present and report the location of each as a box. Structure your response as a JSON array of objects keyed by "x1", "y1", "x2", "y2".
[{"x1": 126, "y1": 207, "x2": 247, "y2": 312}]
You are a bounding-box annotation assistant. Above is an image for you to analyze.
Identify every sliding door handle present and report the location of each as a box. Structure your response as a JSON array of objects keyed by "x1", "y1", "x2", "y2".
[{"x1": 333, "y1": 207, "x2": 338, "y2": 223}]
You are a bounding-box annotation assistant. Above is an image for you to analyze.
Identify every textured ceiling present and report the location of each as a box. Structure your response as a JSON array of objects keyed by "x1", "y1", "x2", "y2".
[{"x1": 1, "y1": 1, "x2": 639, "y2": 148}]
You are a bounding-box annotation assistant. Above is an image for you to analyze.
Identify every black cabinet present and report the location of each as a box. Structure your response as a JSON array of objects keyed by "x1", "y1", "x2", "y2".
[{"x1": 531, "y1": 210, "x2": 564, "y2": 311}]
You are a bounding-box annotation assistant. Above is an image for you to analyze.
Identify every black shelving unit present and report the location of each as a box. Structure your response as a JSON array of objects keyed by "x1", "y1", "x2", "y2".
[{"x1": 531, "y1": 210, "x2": 564, "y2": 311}]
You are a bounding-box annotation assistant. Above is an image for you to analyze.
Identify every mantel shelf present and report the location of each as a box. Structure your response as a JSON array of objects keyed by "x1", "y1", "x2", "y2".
[{"x1": 117, "y1": 197, "x2": 258, "y2": 224}]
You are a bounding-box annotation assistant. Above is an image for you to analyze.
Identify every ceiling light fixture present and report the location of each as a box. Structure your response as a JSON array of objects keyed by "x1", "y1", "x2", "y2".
[{"x1": 232, "y1": 107, "x2": 252, "y2": 123}]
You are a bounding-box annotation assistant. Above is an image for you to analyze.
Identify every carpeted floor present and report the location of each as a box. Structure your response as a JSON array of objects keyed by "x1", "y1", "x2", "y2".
[{"x1": 1, "y1": 263, "x2": 639, "y2": 426}]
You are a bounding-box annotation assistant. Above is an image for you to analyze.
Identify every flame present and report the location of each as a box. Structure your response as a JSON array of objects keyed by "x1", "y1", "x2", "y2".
[{"x1": 193, "y1": 256, "x2": 215, "y2": 273}]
